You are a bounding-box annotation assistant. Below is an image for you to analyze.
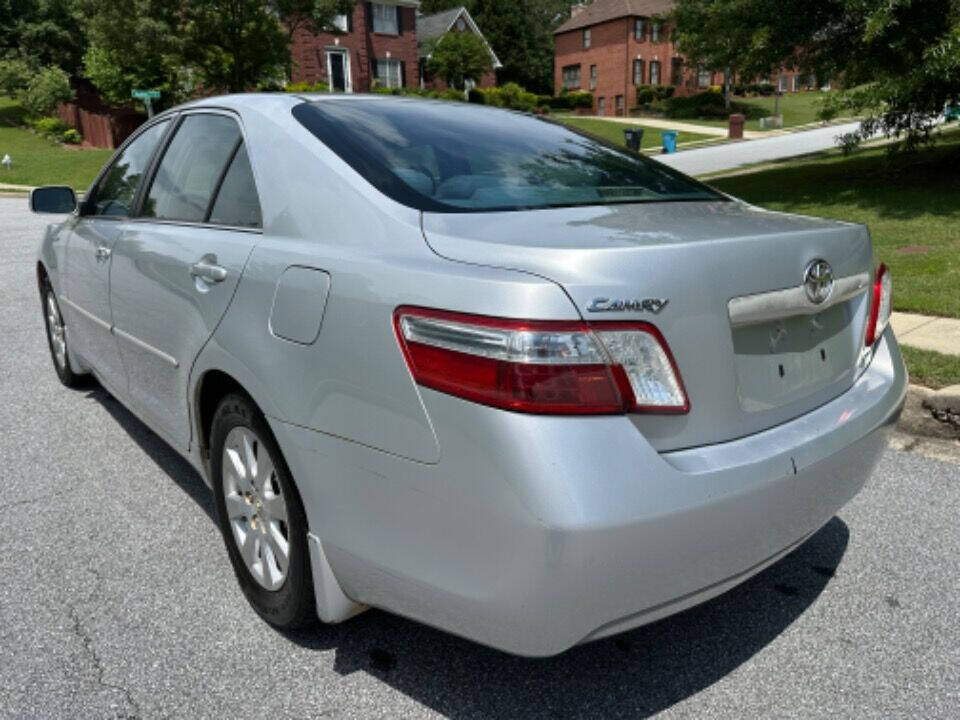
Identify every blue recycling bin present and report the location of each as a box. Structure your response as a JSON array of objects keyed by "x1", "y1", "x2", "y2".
[{"x1": 661, "y1": 130, "x2": 678, "y2": 154}]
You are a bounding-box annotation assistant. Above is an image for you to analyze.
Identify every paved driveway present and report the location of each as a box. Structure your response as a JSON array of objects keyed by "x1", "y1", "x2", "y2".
[
  {"x1": 2, "y1": 198, "x2": 959, "y2": 718},
  {"x1": 655, "y1": 121, "x2": 863, "y2": 176}
]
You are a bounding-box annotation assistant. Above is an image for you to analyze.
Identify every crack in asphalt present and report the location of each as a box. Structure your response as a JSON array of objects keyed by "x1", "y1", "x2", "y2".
[
  {"x1": 62, "y1": 568, "x2": 142, "y2": 720},
  {"x1": 0, "y1": 490, "x2": 67, "y2": 511}
]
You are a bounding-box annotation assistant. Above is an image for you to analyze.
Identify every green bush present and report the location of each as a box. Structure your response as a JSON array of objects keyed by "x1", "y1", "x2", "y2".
[
  {"x1": 62, "y1": 128, "x2": 82, "y2": 144},
  {"x1": 31, "y1": 116, "x2": 69, "y2": 137},
  {"x1": 663, "y1": 91, "x2": 766, "y2": 120},
  {"x1": 635, "y1": 84, "x2": 676, "y2": 106},
  {"x1": 19, "y1": 66, "x2": 74, "y2": 117},
  {"x1": 437, "y1": 88, "x2": 465, "y2": 102},
  {"x1": 0, "y1": 59, "x2": 33, "y2": 98},
  {"x1": 467, "y1": 83, "x2": 538, "y2": 111},
  {"x1": 284, "y1": 81, "x2": 329, "y2": 93}
]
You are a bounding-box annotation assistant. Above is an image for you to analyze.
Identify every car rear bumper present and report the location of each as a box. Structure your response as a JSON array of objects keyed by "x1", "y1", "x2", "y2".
[{"x1": 271, "y1": 328, "x2": 906, "y2": 657}]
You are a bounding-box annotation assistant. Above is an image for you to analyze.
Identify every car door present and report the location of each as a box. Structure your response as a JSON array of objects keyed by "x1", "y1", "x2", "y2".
[
  {"x1": 109, "y1": 111, "x2": 263, "y2": 449},
  {"x1": 62, "y1": 119, "x2": 171, "y2": 392}
]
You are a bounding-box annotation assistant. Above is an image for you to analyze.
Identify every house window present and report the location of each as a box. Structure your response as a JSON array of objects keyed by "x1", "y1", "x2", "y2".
[
  {"x1": 649, "y1": 60, "x2": 661, "y2": 85},
  {"x1": 671, "y1": 57, "x2": 684, "y2": 86},
  {"x1": 778, "y1": 74, "x2": 789, "y2": 92},
  {"x1": 634, "y1": 19, "x2": 644, "y2": 41},
  {"x1": 331, "y1": 13, "x2": 348, "y2": 32},
  {"x1": 583, "y1": 28, "x2": 591, "y2": 48},
  {"x1": 698, "y1": 66, "x2": 711, "y2": 87},
  {"x1": 372, "y1": 3, "x2": 398, "y2": 34},
  {"x1": 376, "y1": 58, "x2": 403, "y2": 88},
  {"x1": 597, "y1": 97, "x2": 606, "y2": 115},
  {"x1": 632, "y1": 59, "x2": 645, "y2": 86},
  {"x1": 589, "y1": 64, "x2": 597, "y2": 90},
  {"x1": 651, "y1": 22, "x2": 660, "y2": 42},
  {"x1": 562, "y1": 64, "x2": 581, "y2": 90},
  {"x1": 615, "y1": 95, "x2": 624, "y2": 115}
]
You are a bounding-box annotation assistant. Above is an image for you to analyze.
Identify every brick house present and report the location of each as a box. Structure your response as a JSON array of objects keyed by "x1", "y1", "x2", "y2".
[
  {"x1": 554, "y1": 0, "x2": 812, "y2": 116},
  {"x1": 290, "y1": 2, "x2": 421, "y2": 92},
  {"x1": 289, "y1": 2, "x2": 499, "y2": 93},
  {"x1": 416, "y1": 6, "x2": 500, "y2": 90}
]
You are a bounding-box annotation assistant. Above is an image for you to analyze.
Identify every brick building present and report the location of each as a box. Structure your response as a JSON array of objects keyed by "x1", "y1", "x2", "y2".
[
  {"x1": 416, "y1": 6, "x2": 500, "y2": 90},
  {"x1": 290, "y1": 2, "x2": 498, "y2": 93},
  {"x1": 554, "y1": 0, "x2": 812, "y2": 116}
]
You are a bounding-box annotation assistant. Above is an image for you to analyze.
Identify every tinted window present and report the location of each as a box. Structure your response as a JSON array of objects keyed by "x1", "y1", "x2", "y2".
[
  {"x1": 293, "y1": 100, "x2": 724, "y2": 213},
  {"x1": 142, "y1": 114, "x2": 241, "y2": 222},
  {"x1": 89, "y1": 120, "x2": 170, "y2": 217},
  {"x1": 208, "y1": 143, "x2": 262, "y2": 228}
]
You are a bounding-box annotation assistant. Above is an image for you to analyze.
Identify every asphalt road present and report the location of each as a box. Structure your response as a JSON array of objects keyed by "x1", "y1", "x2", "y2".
[
  {"x1": 2, "y1": 197, "x2": 959, "y2": 719},
  {"x1": 655, "y1": 121, "x2": 864, "y2": 176}
]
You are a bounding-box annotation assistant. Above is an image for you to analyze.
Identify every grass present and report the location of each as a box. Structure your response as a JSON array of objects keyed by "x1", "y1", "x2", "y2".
[
  {"x1": 901, "y1": 345, "x2": 960, "y2": 390},
  {"x1": 658, "y1": 91, "x2": 839, "y2": 132},
  {"x1": 709, "y1": 127, "x2": 960, "y2": 319},
  {"x1": 555, "y1": 116, "x2": 715, "y2": 149},
  {"x1": 0, "y1": 97, "x2": 113, "y2": 190}
]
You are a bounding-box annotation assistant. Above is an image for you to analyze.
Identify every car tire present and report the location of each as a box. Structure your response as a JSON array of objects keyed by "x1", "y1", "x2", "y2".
[
  {"x1": 210, "y1": 393, "x2": 316, "y2": 629},
  {"x1": 41, "y1": 281, "x2": 84, "y2": 388}
]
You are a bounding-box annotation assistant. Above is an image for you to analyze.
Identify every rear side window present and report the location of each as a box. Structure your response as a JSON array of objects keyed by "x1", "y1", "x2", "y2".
[
  {"x1": 208, "y1": 143, "x2": 262, "y2": 228},
  {"x1": 142, "y1": 114, "x2": 241, "y2": 222},
  {"x1": 88, "y1": 120, "x2": 170, "y2": 217}
]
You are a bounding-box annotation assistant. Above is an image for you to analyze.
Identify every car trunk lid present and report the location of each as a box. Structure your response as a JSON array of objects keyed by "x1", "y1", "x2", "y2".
[{"x1": 422, "y1": 200, "x2": 875, "y2": 451}]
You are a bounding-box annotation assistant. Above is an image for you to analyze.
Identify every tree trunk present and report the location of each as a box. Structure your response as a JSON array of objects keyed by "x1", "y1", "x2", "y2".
[{"x1": 723, "y1": 68, "x2": 732, "y2": 109}]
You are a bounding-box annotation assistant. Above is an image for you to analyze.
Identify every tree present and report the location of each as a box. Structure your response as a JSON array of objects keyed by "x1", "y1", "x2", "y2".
[
  {"x1": 82, "y1": 0, "x2": 187, "y2": 107},
  {"x1": 19, "y1": 64, "x2": 74, "y2": 116},
  {"x1": 427, "y1": 31, "x2": 492, "y2": 90},
  {"x1": 273, "y1": 0, "x2": 355, "y2": 40},
  {"x1": 673, "y1": 0, "x2": 960, "y2": 146}
]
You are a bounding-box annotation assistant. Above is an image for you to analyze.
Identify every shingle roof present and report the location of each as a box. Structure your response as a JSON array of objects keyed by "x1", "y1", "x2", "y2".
[
  {"x1": 415, "y1": 6, "x2": 502, "y2": 67},
  {"x1": 554, "y1": 0, "x2": 675, "y2": 34}
]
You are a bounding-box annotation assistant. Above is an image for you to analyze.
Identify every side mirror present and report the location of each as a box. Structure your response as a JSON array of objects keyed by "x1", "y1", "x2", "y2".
[{"x1": 30, "y1": 186, "x2": 77, "y2": 214}]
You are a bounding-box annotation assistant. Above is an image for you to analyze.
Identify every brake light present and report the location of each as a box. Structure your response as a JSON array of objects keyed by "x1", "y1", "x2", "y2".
[
  {"x1": 393, "y1": 307, "x2": 689, "y2": 415},
  {"x1": 864, "y1": 264, "x2": 892, "y2": 346}
]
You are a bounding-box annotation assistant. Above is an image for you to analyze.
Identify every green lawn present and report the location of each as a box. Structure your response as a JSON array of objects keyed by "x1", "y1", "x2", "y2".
[
  {"x1": 555, "y1": 116, "x2": 715, "y2": 149},
  {"x1": 710, "y1": 129, "x2": 960, "y2": 319},
  {"x1": 0, "y1": 97, "x2": 112, "y2": 190},
  {"x1": 901, "y1": 345, "x2": 960, "y2": 390},
  {"x1": 661, "y1": 91, "x2": 839, "y2": 132}
]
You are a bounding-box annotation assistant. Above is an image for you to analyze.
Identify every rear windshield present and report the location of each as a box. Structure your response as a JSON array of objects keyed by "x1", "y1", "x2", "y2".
[{"x1": 292, "y1": 99, "x2": 725, "y2": 213}]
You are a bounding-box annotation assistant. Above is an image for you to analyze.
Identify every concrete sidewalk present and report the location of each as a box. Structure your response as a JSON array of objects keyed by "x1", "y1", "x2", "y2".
[{"x1": 892, "y1": 312, "x2": 960, "y2": 356}]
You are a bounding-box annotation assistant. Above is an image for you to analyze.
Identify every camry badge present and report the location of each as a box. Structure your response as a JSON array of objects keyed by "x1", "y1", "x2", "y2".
[
  {"x1": 804, "y1": 259, "x2": 834, "y2": 305},
  {"x1": 587, "y1": 297, "x2": 669, "y2": 313}
]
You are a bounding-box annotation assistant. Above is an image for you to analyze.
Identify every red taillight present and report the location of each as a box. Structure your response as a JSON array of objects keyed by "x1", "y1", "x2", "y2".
[
  {"x1": 393, "y1": 307, "x2": 689, "y2": 415},
  {"x1": 864, "y1": 264, "x2": 892, "y2": 347}
]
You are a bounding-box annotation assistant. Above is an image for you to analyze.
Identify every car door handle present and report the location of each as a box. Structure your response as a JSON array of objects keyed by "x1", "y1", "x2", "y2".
[
  {"x1": 95, "y1": 245, "x2": 111, "y2": 262},
  {"x1": 190, "y1": 255, "x2": 227, "y2": 283}
]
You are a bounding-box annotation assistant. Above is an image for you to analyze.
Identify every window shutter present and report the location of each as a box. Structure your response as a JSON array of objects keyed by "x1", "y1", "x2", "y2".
[
  {"x1": 347, "y1": 10, "x2": 353, "y2": 33},
  {"x1": 396, "y1": 5, "x2": 403, "y2": 34},
  {"x1": 366, "y1": 3, "x2": 373, "y2": 31}
]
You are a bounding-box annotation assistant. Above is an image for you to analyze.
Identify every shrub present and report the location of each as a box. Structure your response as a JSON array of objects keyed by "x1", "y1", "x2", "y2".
[
  {"x1": 663, "y1": 91, "x2": 767, "y2": 120},
  {"x1": 62, "y1": 128, "x2": 82, "y2": 144},
  {"x1": 566, "y1": 90, "x2": 594, "y2": 109},
  {"x1": 19, "y1": 66, "x2": 74, "y2": 117},
  {"x1": 438, "y1": 88, "x2": 465, "y2": 102},
  {"x1": 635, "y1": 85, "x2": 676, "y2": 106},
  {"x1": 284, "y1": 81, "x2": 329, "y2": 93},
  {"x1": 0, "y1": 59, "x2": 33, "y2": 98},
  {"x1": 31, "y1": 116, "x2": 69, "y2": 137}
]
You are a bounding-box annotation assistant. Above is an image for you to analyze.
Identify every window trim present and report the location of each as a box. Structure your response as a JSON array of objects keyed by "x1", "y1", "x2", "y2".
[{"x1": 133, "y1": 108, "x2": 264, "y2": 233}]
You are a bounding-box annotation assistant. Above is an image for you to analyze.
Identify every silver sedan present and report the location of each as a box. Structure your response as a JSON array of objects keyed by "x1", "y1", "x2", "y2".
[{"x1": 31, "y1": 94, "x2": 906, "y2": 656}]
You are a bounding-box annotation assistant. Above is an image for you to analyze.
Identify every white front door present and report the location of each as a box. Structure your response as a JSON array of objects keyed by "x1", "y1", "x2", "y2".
[{"x1": 326, "y1": 50, "x2": 352, "y2": 93}]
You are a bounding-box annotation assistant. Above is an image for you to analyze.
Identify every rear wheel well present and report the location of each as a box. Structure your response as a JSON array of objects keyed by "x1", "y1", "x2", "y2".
[
  {"x1": 37, "y1": 262, "x2": 50, "y2": 291},
  {"x1": 196, "y1": 370, "x2": 250, "y2": 461}
]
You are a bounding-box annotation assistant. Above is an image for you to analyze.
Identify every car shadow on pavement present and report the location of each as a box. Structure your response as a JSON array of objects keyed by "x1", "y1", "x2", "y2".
[{"x1": 85, "y1": 381, "x2": 849, "y2": 719}]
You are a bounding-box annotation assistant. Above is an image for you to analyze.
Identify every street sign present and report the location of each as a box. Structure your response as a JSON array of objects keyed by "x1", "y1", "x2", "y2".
[{"x1": 131, "y1": 89, "x2": 160, "y2": 118}]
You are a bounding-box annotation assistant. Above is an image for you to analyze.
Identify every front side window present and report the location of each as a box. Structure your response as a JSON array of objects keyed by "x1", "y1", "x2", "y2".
[
  {"x1": 589, "y1": 64, "x2": 597, "y2": 90},
  {"x1": 583, "y1": 28, "x2": 591, "y2": 48},
  {"x1": 562, "y1": 64, "x2": 581, "y2": 90},
  {"x1": 651, "y1": 22, "x2": 660, "y2": 42},
  {"x1": 292, "y1": 100, "x2": 724, "y2": 213},
  {"x1": 331, "y1": 13, "x2": 348, "y2": 32},
  {"x1": 650, "y1": 60, "x2": 661, "y2": 85},
  {"x1": 141, "y1": 114, "x2": 241, "y2": 223},
  {"x1": 698, "y1": 66, "x2": 712, "y2": 87},
  {"x1": 597, "y1": 96, "x2": 606, "y2": 115},
  {"x1": 372, "y1": 3, "x2": 398, "y2": 34},
  {"x1": 376, "y1": 58, "x2": 403, "y2": 88},
  {"x1": 633, "y1": 59, "x2": 645, "y2": 86},
  {"x1": 615, "y1": 95, "x2": 624, "y2": 114},
  {"x1": 88, "y1": 120, "x2": 170, "y2": 217},
  {"x1": 635, "y1": 19, "x2": 644, "y2": 41},
  {"x1": 671, "y1": 57, "x2": 684, "y2": 85}
]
